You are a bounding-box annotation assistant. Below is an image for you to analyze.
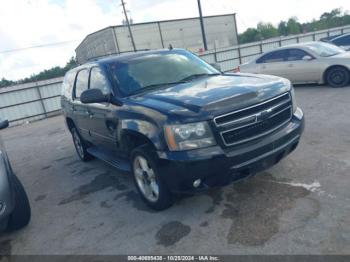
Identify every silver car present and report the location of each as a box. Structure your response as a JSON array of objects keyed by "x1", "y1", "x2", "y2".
[
  {"x1": 0, "y1": 119, "x2": 31, "y2": 232},
  {"x1": 239, "y1": 42, "x2": 350, "y2": 88}
]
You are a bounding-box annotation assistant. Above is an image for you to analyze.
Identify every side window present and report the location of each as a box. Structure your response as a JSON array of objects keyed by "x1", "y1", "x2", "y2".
[
  {"x1": 62, "y1": 71, "x2": 76, "y2": 98},
  {"x1": 286, "y1": 49, "x2": 310, "y2": 61},
  {"x1": 256, "y1": 50, "x2": 288, "y2": 64},
  {"x1": 89, "y1": 67, "x2": 111, "y2": 95},
  {"x1": 74, "y1": 69, "x2": 89, "y2": 99}
]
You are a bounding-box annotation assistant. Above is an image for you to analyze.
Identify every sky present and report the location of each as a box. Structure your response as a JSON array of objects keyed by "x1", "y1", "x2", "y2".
[{"x1": 0, "y1": 0, "x2": 349, "y2": 80}]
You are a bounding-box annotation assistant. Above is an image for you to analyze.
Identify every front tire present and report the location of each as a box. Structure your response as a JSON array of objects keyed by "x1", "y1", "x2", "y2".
[
  {"x1": 326, "y1": 66, "x2": 350, "y2": 88},
  {"x1": 71, "y1": 127, "x2": 93, "y2": 162},
  {"x1": 7, "y1": 175, "x2": 31, "y2": 232},
  {"x1": 131, "y1": 146, "x2": 174, "y2": 211}
]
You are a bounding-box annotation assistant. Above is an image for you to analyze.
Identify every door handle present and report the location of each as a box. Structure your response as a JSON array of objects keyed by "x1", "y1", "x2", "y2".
[{"x1": 288, "y1": 64, "x2": 294, "y2": 68}]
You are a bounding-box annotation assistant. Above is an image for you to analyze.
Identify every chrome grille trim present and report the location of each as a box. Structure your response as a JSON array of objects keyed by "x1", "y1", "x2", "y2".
[
  {"x1": 214, "y1": 92, "x2": 291, "y2": 127},
  {"x1": 220, "y1": 107, "x2": 293, "y2": 147}
]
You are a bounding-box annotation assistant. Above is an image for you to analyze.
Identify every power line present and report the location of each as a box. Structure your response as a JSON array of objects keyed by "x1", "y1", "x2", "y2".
[{"x1": 0, "y1": 40, "x2": 79, "y2": 54}]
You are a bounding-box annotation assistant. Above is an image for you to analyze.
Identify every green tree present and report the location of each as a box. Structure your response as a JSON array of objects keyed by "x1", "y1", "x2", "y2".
[
  {"x1": 286, "y1": 17, "x2": 302, "y2": 34},
  {"x1": 278, "y1": 21, "x2": 288, "y2": 36},
  {"x1": 239, "y1": 28, "x2": 261, "y2": 44},
  {"x1": 257, "y1": 22, "x2": 279, "y2": 39}
]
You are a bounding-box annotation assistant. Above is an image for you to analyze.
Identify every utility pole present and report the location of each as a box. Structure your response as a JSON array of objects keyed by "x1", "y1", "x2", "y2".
[
  {"x1": 121, "y1": 0, "x2": 136, "y2": 51},
  {"x1": 197, "y1": 0, "x2": 208, "y2": 51}
]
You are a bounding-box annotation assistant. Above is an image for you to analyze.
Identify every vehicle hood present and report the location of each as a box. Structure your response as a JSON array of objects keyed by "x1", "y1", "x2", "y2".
[{"x1": 126, "y1": 74, "x2": 291, "y2": 122}]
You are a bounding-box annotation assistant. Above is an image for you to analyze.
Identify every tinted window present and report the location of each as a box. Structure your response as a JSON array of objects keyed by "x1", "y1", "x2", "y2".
[
  {"x1": 89, "y1": 67, "x2": 111, "y2": 95},
  {"x1": 62, "y1": 71, "x2": 76, "y2": 98},
  {"x1": 286, "y1": 49, "x2": 310, "y2": 61},
  {"x1": 109, "y1": 50, "x2": 219, "y2": 96},
  {"x1": 74, "y1": 69, "x2": 89, "y2": 99},
  {"x1": 256, "y1": 50, "x2": 288, "y2": 63},
  {"x1": 333, "y1": 35, "x2": 350, "y2": 46}
]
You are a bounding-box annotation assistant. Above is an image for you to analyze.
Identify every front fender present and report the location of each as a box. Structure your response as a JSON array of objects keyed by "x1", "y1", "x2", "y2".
[{"x1": 119, "y1": 119, "x2": 165, "y2": 151}]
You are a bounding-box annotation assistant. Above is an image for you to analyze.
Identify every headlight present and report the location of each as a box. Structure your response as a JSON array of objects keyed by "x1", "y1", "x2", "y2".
[
  {"x1": 164, "y1": 122, "x2": 216, "y2": 151},
  {"x1": 290, "y1": 86, "x2": 297, "y2": 113}
]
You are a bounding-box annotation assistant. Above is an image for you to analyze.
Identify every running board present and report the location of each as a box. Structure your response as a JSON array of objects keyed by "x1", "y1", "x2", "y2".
[{"x1": 87, "y1": 146, "x2": 131, "y2": 172}]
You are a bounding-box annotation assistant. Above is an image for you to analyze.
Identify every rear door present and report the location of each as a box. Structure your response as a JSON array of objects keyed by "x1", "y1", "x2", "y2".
[
  {"x1": 72, "y1": 68, "x2": 91, "y2": 141},
  {"x1": 257, "y1": 50, "x2": 291, "y2": 79},
  {"x1": 85, "y1": 67, "x2": 119, "y2": 150}
]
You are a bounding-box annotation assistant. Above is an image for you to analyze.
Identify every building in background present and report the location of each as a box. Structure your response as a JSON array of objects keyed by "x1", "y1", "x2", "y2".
[{"x1": 75, "y1": 14, "x2": 238, "y2": 64}]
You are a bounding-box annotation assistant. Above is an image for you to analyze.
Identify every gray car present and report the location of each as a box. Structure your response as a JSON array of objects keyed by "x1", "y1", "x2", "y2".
[
  {"x1": 240, "y1": 42, "x2": 350, "y2": 88},
  {"x1": 0, "y1": 119, "x2": 30, "y2": 232}
]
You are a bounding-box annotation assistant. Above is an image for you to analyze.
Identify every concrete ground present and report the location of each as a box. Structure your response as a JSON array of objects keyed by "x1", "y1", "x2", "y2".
[{"x1": 0, "y1": 85, "x2": 349, "y2": 255}]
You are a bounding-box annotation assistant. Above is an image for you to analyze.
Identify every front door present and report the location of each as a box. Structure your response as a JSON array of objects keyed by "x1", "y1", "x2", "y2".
[
  {"x1": 86, "y1": 67, "x2": 119, "y2": 151},
  {"x1": 283, "y1": 48, "x2": 320, "y2": 83}
]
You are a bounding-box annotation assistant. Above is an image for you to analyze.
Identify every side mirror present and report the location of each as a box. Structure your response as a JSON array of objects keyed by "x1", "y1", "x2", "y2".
[
  {"x1": 302, "y1": 55, "x2": 313, "y2": 61},
  {"x1": 211, "y1": 63, "x2": 222, "y2": 71},
  {"x1": 0, "y1": 120, "x2": 9, "y2": 130},
  {"x1": 80, "y1": 89, "x2": 109, "y2": 104}
]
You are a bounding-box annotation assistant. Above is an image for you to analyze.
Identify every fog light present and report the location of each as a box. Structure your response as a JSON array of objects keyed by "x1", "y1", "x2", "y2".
[{"x1": 193, "y1": 179, "x2": 201, "y2": 188}]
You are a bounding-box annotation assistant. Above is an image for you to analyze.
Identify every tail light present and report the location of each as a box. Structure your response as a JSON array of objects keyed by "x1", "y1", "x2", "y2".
[{"x1": 232, "y1": 66, "x2": 240, "y2": 73}]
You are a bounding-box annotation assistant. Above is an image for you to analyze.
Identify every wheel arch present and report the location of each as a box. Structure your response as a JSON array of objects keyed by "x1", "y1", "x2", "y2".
[
  {"x1": 65, "y1": 117, "x2": 76, "y2": 133},
  {"x1": 120, "y1": 129, "x2": 160, "y2": 156},
  {"x1": 323, "y1": 65, "x2": 350, "y2": 84}
]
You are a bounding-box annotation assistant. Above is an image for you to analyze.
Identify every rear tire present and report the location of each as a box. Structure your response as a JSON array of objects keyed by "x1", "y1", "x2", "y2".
[
  {"x1": 326, "y1": 66, "x2": 350, "y2": 88},
  {"x1": 7, "y1": 175, "x2": 31, "y2": 232},
  {"x1": 71, "y1": 127, "x2": 93, "y2": 162},
  {"x1": 131, "y1": 145, "x2": 174, "y2": 211}
]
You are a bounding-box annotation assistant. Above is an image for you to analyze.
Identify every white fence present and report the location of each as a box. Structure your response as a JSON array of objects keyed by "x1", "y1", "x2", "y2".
[
  {"x1": 1, "y1": 24, "x2": 350, "y2": 125},
  {"x1": 0, "y1": 77, "x2": 63, "y2": 126}
]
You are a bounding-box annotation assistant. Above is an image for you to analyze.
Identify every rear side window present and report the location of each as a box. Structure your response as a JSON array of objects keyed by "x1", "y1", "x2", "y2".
[
  {"x1": 89, "y1": 67, "x2": 111, "y2": 95},
  {"x1": 62, "y1": 71, "x2": 76, "y2": 98},
  {"x1": 257, "y1": 50, "x2": 288, "y2": 64},
  {"x1": 74, "y1": 69, "x2": 89, "y2": 99},
  {"x1": 333, "y1": 35, "x2": 350, "y2": 46}
]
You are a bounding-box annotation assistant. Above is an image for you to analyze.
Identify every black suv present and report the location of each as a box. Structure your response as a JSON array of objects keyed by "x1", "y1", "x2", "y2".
[{"x1": 61, "y1": 49, "x2": 304, "y2": 210}]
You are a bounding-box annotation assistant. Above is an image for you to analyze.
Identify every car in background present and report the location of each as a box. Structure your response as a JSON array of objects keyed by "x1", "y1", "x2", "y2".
[
  {"x1": 239, "y1": 42, "x2": 350, "y2": 88},
  {"x1": 0, "y1": 119, "x2": 31, "y2": 232},
  {"x1": 321, "y1": 33, "x2": 350, "y2": 51}
]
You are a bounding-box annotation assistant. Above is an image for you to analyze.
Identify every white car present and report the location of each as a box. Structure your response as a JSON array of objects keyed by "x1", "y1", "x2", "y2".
[{"x1": 239, "y1": 42, "x2": 350, "y2": 87}]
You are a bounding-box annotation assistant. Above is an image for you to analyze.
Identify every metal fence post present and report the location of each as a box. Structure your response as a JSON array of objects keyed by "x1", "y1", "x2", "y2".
[
  {"x1": 213, "y1": 41, "x2": 218, "y2": 63},
  {"x1": 259, "y1": 42, "x2": 263, "y2": 54},
  {"x1": 237, "y1": 46, "x2": 242, "y2": 64},
  {"x1": 313, "y1": 33, "x2": 316, "y2": 41},
  {"x1": 35, "y1": 85, "x2": 47, "y2": 118}
]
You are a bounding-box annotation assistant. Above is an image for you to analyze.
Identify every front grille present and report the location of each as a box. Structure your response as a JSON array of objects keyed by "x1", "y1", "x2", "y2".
[{"x1": 214, "y1": 93, "x2": 292, "y2": 146}]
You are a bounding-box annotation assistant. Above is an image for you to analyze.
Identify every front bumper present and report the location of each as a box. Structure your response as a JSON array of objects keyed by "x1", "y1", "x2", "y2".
[{"x1": 157, "y1": 108, "x2": 305, "y2": 192}]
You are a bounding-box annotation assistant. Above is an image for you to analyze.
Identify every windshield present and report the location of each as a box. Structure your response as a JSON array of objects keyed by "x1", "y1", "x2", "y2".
[
  {"x1": 305, "y1": 42, "x2": 345, "y2": 57},
  {"x1": 108, "y1": 50, "x2": 220, "y2": 96}
]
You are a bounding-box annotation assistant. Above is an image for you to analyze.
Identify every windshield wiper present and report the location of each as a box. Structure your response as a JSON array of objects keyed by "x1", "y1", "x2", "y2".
[{"x1": 179, "y1": 73, "x2": 221, "y2": 82}]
